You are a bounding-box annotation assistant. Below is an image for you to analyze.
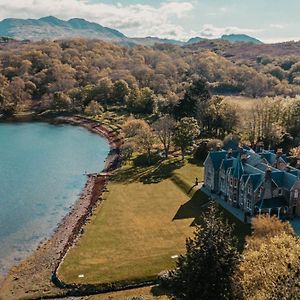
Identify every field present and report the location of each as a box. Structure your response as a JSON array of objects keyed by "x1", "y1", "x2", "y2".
[{"x1": 58, "y1": 156, "x2": 250, "y2": 285}]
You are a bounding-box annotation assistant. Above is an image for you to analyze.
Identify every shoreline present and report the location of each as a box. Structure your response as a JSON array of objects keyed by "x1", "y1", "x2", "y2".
[{"x1": 0, "y1": 116, "x2": 123, "y2": 300}]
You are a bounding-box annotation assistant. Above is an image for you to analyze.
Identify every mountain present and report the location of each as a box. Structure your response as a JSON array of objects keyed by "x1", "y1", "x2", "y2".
[
  {"x1": 0, "y1": 16, "x2": 126, "y2": 41},
  {"x1": 131, "y1": 36, "x2": 185, "y2": 46},
  {"x1": 0, "y1": 16, "x2": 263, "y2": 46},
  {"x1": 186, "y1": 37, "x2": 207, "y2": 44},
  {"x1": 221, "y1": 34, "x2": 263, "y2": 44}
]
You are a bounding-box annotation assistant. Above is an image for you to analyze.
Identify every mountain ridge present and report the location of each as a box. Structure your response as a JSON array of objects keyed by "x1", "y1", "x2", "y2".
[{"x1": 0, "y1": 16, "x2": 263, "y2": 46}]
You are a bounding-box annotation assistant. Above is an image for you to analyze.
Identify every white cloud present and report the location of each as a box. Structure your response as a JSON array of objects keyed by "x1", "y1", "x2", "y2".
[
  {"x1": 269, "y1": 24, "x2": 285, "y2": 29},
  {"x1": 0, "y1": 0, "x2": 194, "y2": 40},
  {"x1": 198, "y1": 24, "x2": 262, "y2": 39}
]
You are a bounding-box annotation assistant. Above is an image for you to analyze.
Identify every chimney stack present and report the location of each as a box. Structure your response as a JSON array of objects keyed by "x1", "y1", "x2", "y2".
[{"x1": 276, "y1": 148, "x2": 283, "y2": 157}]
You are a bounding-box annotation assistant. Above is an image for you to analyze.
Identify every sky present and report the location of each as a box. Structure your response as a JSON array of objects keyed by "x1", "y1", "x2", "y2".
[{"x1": 0, "y1": 0, "x2": 299, "y2": 43}]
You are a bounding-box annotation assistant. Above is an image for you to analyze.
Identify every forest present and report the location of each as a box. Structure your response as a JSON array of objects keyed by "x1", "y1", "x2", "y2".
[{"x1": 2, "y1": 39, "x2": 300, "y2": 155}]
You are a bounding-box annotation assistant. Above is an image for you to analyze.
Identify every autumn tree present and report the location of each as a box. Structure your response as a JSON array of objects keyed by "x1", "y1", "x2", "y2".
[
  {"x1": 169, "y1": 204, "x2": 240, "y2": 300},
  {"x1": 122, "y1": 118, "x2": 150, "y2": 138},
  {"x1": 238, "y1": 216, "x2": 300, "y2": 300},
  {"x1": 153, "y1": 115, "x2": 175, "y2": 158},
  {"x1": 112, "y1": 79, "x2": 130, "y2": 104},
  {"x1": 173, "y1": 117, "x2": 199, "y2": 160},
  {"x1": 84, "y1": 100, "x2": 103, "y2": 116},
  {"x1": 51, "y1": 92, "x2": 72, "y2": 110},
  {"x1": 126, "y1": 87, "x2": 155, "y2": 114},
  {"x1": 137, "y1": 124, "x2": 156, "y2": 164}
]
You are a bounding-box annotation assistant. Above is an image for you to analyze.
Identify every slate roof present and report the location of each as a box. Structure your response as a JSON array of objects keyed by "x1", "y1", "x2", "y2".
[
  {"x1": 207, "y1": 150, "x2": 227, "y2": 170},
  {"x1": 220, "y1": 158, "x2": 234, "y2": 172},
  {"x1": 255, "y1": 197, "x2": 288, "y2": 209},
  {"x1": 207, "y1": 147, "x2": 300, "y2": 191}
]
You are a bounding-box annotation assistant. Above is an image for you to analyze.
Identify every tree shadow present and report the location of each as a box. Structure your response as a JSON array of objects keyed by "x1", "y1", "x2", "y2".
[
  {"x1": 173, "y1": 190, "x2": 210, "y2": 226},
  {"x1": 111, "y1": 155, "x2": 185, "y2": 185},
  {"x1": 140, "y1": 159, "x2": 184, "y2": 184}
]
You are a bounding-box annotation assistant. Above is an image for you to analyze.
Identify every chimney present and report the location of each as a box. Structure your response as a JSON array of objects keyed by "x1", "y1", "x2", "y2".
[
  {"x1": 241, "y1": 154, "x2": 248, "y2": 163},
  {"x1": 266, "y1": 165, "x2": 272, "y2": 178},
  {"x1": 256, "y1": 141, "x2": 264, "y2": 153},
  {"x1": 276, "y1": 148, "x2": 283, "y2": 157}
]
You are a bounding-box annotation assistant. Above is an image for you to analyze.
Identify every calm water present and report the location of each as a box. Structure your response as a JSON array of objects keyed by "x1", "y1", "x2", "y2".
[{"x1": 0, "y1": 122, "x2": 109, "y2": 274}]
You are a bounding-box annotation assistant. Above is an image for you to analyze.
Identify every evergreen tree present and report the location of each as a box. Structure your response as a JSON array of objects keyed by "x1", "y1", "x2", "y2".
[
  {"x1": 174, "y1": 78, "x2": 211, "y2": 119},
  {"x1": 170, "y1": 204, "x2": 240, "y2": 300}
]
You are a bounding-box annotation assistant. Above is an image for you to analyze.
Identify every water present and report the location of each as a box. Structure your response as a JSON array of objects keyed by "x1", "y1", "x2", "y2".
[{"x1": 0, "y1": 122, "x2": 109, "y2": 274}]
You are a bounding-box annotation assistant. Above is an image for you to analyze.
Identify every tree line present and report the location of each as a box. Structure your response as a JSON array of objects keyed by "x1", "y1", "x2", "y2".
[{"x1": 2, "y1": 39, "x2": 300, "y2": 117}]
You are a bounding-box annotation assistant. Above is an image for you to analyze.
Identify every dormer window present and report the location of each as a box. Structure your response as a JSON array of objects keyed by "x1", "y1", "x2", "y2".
[{"x1": 278, "y1": 188, "x2": 283, "y2": 196}]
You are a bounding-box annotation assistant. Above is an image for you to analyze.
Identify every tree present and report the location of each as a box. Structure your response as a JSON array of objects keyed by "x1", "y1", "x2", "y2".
[
  {"x1": 153, "y1": 115, "x2": 175, "y2": 158},
  {"x1": 122, "y1": 118, "x2": 155, "y2": 164},
  {"x1": 137, "y1": 125, "x2": 156, "y2": 164},
  {"x1": 51, "y1": 92, "x2": 72, "y2": 110},
  {"x1": 91, "y1": 77, "x2": 113, "y2": 106},
  {"x1": 112, "y1": 80, "x2": 130, "y2": 104},
  {"x1": 174, "y1": 79, "x2": 211, "y2": 120},
  {"x1": 238, "y1": 216, "x2": 299, "y2": 300},
  {"x1": 173, "y1": 117, "x2": 199, "y2": 160},
  {"x1": 126, "y1": 87, "x2": 155, "y2": 114},
  {"x1": 269, "y1": 261, "x2": 300, "y2": 300},
  {"x1": 169, "y1": 204, "x2": 240, "y2": 300},
  {"x1": 84, "y1": 100, "x2": 103, "y2": 116},
  {"x1": 120, "y1": 140, "x2": 135, "y2": 160},
  {"x1": 122, "y1": 118, "x2": 149, "y2": 138}
]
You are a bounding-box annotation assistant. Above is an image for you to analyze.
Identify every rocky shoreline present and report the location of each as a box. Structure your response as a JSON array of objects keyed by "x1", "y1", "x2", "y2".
[{"x1": 0, "y1": 116, "x2": 123, "y2": 300}]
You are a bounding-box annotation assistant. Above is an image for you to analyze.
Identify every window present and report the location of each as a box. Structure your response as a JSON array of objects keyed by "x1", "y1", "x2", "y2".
[
  {"x1": 234, "y1": 180, "x2": 238, "y2": 188},
  {"x1": 248, "y1": 185, "x2": 251, "y2": 194},
  {"x1": 247, "y1": 198, "x2": 251, "y2": 210},
  {"x1": 278, "y1": 188, "x2": 283, "y2": 196},
  {"x1": 230, "y1": 178, "x2": 233, "y2": 186},
  {"x1": 295, "y1": 190, "x2": 299, "y2": 198},
  {"x1": 241, "y1": 183, "x2": 244, "y2": 191}
]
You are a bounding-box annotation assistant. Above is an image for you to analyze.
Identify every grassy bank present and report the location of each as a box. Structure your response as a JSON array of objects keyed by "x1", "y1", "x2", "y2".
[{"x1": 58, "y1": 156, "x2": 250, "y2": 286}]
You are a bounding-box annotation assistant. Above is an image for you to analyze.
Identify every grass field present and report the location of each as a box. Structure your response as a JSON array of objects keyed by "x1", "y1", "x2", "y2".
[{"x1": 58, "y1": 156, "x2": 250, "y2": 285}]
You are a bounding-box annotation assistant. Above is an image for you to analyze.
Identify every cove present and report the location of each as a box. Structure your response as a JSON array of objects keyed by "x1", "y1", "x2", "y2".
[{"x1": 0, "y1": 122, "x2": 109, "y2": 275}]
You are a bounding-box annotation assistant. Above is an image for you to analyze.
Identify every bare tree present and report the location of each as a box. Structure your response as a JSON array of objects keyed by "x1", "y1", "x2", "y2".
[{"x1": 153, "y1": 115, "x2": 175, "y2": 159}]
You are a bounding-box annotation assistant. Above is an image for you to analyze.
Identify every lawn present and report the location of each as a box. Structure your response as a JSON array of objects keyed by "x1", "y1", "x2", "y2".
[{"x1": 58, "y1": 157, "x2": 249, "y2": 285}]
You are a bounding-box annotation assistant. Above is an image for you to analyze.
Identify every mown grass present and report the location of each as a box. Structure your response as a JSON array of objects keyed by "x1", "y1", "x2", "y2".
[{"x1": 58, "y1": 156, "x2": 249, "y2": 285}]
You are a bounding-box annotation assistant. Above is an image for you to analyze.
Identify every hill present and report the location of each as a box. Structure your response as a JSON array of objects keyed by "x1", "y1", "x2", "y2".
[
  {"x1": 221, "y1": 34, "x2": 262, "y2": 44},
  {"x1": 0, "y1": 16, "x2": 126, "y2": 41}
]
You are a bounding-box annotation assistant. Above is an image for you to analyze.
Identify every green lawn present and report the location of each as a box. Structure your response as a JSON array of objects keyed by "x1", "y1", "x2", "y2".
[{"x1": 58, "y1": 157, "x2": 249, "y2": 285}]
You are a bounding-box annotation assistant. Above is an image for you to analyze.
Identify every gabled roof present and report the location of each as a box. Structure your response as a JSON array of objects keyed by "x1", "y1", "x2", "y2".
[
  {"x1": 220, "y1": 158, "x2": 234, "y2": 172},
  {"x1": 283, "y1": 172, "x2": 298, "y2": 190},
  {"x1": 232, "y1": 157, "x2": 244, "y2": 178},
  {"x1": 248, "y1": 174, "x2": 263, "y2": 191},
  {"x1": 205, "y1": 150, "x2": 227, "y2": 170}
]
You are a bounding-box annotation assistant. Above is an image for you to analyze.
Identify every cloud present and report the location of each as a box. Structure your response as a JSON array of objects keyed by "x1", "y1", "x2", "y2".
[
  {"x1": 199, "y1": 24, "x2": 262, "y2": 39},
  {"x1": 269, "y1": 24, "x2": 285, "y2": 29},
  {"x1": 0, "y1": 0, "x2": 194, "y2": 40}
]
